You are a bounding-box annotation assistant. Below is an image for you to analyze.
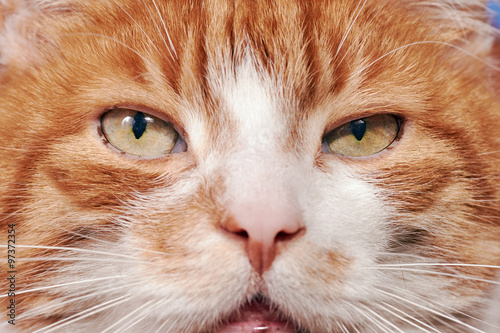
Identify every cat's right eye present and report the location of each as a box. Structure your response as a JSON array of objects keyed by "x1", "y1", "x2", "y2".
[
  {"x1": 323, "y1": 114, "x2": 400, "y2": 157},
  {"x1": 101, "y1": 108, "x2": 182, "y2": 157}
]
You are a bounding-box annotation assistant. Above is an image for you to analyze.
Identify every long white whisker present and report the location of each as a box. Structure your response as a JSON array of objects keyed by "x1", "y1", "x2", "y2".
[
  {"x1": 376, "y1": 301, "x2": 439, "y2": 333},
  {"x1": 353, "y1": 325, "x2": 362, "y2": 333},
  {"x1": 377, "y1": 288, "x2": 487, "y2": 333},
  {"x1": 334, "y1": 0, "x2": 368, "y2": 60},
  {"x1": 16, "y1": 257, "x2": 147, "y2": 264},
  {"x1": 130, "y1": 298, "x2": 171, "y2": 331},
  {"x1": 339, "y1": 323, "x2": 350, "y2": 333},
  {"x1": 154, "y1": 314, "x2": 172, "y2": 333},
  {"x1": 0, "y1": 244, "x2": 137, "y2": 259},
  {"x1": 67, "y1": 230, "x2": 175, "y2": 257},
  {"x1": 112, "y1": 0, "x2": 163, "y2": 55},
  {"x1": 139, "y1": 0, "x2": 175, "y2": 61},
  {"x1": 361, "y1": 304, "x2": 405, "y2": 333},
  {"x1": 2, "y1": 275, "x2": 125, "y2": 298},
  {"x1": 351, "y1": 305, "x2": 391, "y2": 333},
  {"x1": 387, "y1": 284, "x2": 500, "y2": 331},
  {"x1": 374, "y1": 263, "x2": 500, "y2": 269},
  {"x1": 33, "y1": 295, "x2": 132, "y2": 333},
  {"x1": 125, "y1": 313, "x2": 150, "y2": 331},
  {"x1": 353, "y1": 40, "x2": 500, "y2": 78},
  {"x1": 101, "y1": 299, "x2": 156, "y2": 333},
  {"x1": 433, "y1": 315, "x2": 469, "y2": 333},
  {"x1": 479, "y1": 150, "x2": 500, "y2": 156},
  {"x1": 374, "y1": 267, "x2": 500, "y2": 285},
  {"x1": 151, "y1": 0, "x2": 177, "y2": 58},
  {"x1": 17, "y1": 280, "x2": 147, "y2": 321}
]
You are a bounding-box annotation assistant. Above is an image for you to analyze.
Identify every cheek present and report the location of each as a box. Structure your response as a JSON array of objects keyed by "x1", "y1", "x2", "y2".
[
  {"x1": 121, "y1": 178, "x2": 247, "y2": 272},
  {"x1": 298, "y1": 164, "x2": 392, "y2": 278},
  {"x1": 262, "y1": 163, "x2": 393, "y2": 320},
  {"x1": 40, "y1": 134, "x2": 194, "y2": 209},
  {"x1": 303, "y1": 164, "x2": 391, "y2": 257},
  {"x1": 116, "y1": 178, "x2": 259, "y2": 317}
]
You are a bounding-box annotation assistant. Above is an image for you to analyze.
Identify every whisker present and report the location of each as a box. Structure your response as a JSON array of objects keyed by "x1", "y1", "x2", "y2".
[
  {"x1": 150, "y1": 0, "x2": 177, "y2": 58},
  {"x1": 101, "y1": 299, "x2": 155, "y2": 332},
  {"x1": 67, "y1": 230, "x2": 175, "y2": 257},
  {"x1": 387, "y1": 284, "x2": 500, "y2": 331},
  {"x1": 339, "y1": 323, "x2": 350, "y2": 333},
  {"x1": 33, "y1": 295, "x2": 132, "y2": 333},
  {"x1": 351, "y1": 305, "x2": 391, "y2": 333},
  {"x1": 334, "y1": 0, "x2": 368, "y2": 60},
  {"x1": 0, "y1": 244, "x2": 138, "y2": 259},
  {"x1": 125, "y1": 313, "x2": 150, "y2": 331},
  {"x1": 353, "y1": 40, "x2": 500, "y2": 79},
  {"x1": 360, "y1": 304, "x2": 405, "y2": 333},
  {"x1": 139, "y1": 0, "x2": 175, "y2": 61},
  {"x1": 376, "y1": 301, "x2": 439, "y2": 333},
  {"x1": 373, "y1": 267, "x2": 500, "y2": 285},
  {"x1": 374, "y1": 263, "x2": 500, "y2": 269},
  {"x1": 479, "y1": 150, "x2": 500, "y2": 156},
  {"x1": 336, "y1": 4, "x2": 389, "y2": 70},
  {"x1": 15, "y1": 257, "x2": 147, "y2": 264},
  {"x1": 434, "y1": 315, "x2": 469, "y2": 333},
  {"x1": 17, "y1": 279, "x2": 147, "y2": 321},
  {"x1": 376, "y1": 288, "x2": 487, "y2": 333},
  {"x1": 112, "y1": 0, "x2": 163, "y2": 56},
  {"x1": 0, "y1": 275, "x2": 125, "y2": 298},
  {"x1": 153, "y1": 313, "x2": 172, "y2": 333}
]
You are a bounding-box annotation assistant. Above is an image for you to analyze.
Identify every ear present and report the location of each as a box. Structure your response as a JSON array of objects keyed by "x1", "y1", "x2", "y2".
[
  {"x1": 0, "y1": 1, "x2": 33, "y2": 69},
  {"x1": 405, "y1": 0, "x2": 497, "y2": 59},
  {"x1": 0, "y1": 0, "x2": 64, "y2": 72}
]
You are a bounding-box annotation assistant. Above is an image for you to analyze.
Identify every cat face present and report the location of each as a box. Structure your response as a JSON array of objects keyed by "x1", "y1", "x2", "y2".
[{"x1": 0, "y1": 0, "x2": 499, "y2": 332}]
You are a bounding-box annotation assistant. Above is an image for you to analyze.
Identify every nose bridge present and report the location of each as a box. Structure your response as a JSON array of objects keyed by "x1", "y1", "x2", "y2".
[
  {"x1": 225, "y1": 150, "x2": 293, "y2": 208},
  {"x1": 228, "y1": 192, "x2": 301, "y2": 245},
  {"x1": 222, "y1": 151, "x2": 303, "y2": 273},
  {"x1": 212, "y1": 53, "x2": 304, "y2": 272}
]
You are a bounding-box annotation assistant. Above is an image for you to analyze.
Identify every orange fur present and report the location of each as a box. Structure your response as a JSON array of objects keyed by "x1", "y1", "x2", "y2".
[{"x1": 0, "y1": 0, "x2": 499, "y2": 332}]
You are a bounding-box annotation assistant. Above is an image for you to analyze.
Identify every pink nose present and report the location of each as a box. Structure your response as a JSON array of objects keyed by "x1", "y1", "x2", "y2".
[{"x1": 221, "y1": 203, "x2": 303, "y2": 274}]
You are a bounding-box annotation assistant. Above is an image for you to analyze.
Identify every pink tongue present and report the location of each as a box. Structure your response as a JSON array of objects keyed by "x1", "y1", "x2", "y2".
[
  {"x1": 217, "y1": 321, "x2": 294, "y2": 333},
  {"x1": 217, "y1": 300, "x2": 294, "y2": 333}
]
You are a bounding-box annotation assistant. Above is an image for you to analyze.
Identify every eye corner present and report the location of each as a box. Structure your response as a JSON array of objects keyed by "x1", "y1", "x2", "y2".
[{"x1": 393, "y1": 114, "x2": 406, "y2": 139}]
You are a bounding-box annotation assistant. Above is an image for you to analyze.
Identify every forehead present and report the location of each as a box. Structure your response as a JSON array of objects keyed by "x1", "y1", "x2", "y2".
[
  {"x1": 56, "y1": 0, "x2": 430, "y2": 94},
  {"x1": 24, "y1": 0, "x2": 468, "y2": 156}
]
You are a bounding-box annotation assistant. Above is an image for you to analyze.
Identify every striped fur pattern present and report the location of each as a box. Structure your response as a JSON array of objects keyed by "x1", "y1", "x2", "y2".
[{"x1": 0, "y1": 0, "x2": 499, "y2": 332}]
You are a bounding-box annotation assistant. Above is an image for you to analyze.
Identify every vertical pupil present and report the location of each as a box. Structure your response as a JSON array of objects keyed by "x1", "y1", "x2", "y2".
[
  {"x1": 350, "y1": 119, "x2": 367, "y2": 141},
  {"x1": 132, "y1": 112, "x2": 148, "y2": 139}
]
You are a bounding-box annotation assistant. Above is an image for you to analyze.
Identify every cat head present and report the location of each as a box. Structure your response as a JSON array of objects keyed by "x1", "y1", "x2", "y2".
[{"x1": 0, "y1": 0, "x2": 499, "y2": 332}]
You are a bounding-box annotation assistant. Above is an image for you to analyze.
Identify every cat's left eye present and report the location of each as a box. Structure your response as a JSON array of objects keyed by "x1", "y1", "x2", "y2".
[
  {"x1": 323, "y1": 114, "x2": 400, "y2": 157},
  {"x1": 101, "y1": 108, "x2": 183, "y2": 157}
]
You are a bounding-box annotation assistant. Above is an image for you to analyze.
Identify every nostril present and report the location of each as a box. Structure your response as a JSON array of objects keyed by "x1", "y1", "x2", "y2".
[
  {"x1": 221, "y1": 212, "x2": 304, "y2": 245},
  {"x1": 275, "y1": 227, "x2": 305, "y2": 242},
  {"x1": 219, "y1": 215, "x2": 249, "y2": 241},
  {"x1": 234, "y1": 229, "x2": 248, "y2": 239},
  {"x1": 275, "y1": 231, "x2": 287, "y2": 240},
  {"x1": 275, "y1": 230, "x2": 294, "y2": 242},
  {"x1": 220, "y1": 210, "x2": 304, "y2": 273}
]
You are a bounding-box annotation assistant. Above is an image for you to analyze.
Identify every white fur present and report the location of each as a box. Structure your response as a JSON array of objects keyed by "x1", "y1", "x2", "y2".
[{"x1": 2, "y1": 1, "x2": 499, "y2": 332}]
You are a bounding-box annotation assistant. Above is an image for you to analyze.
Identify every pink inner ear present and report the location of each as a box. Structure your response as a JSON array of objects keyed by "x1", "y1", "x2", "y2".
[{"x1": 0, "y1": 1, "x2": 60, "y2": 70}]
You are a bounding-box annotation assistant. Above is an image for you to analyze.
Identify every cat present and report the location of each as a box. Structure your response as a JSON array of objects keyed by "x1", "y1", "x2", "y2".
[{"x1": 0, "y1": 0, "x2": 500, "y2": 332}]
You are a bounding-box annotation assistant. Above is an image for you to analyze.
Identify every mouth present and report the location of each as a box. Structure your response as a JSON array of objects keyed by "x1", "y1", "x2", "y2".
[{"x1": 216, "y1": 297, "x2": 295, "y2": 333}]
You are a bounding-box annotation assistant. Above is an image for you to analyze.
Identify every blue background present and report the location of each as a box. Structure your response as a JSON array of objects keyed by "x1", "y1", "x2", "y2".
[{"x1": 488, "y1": 1, "x2": 500, "y2": 27}]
